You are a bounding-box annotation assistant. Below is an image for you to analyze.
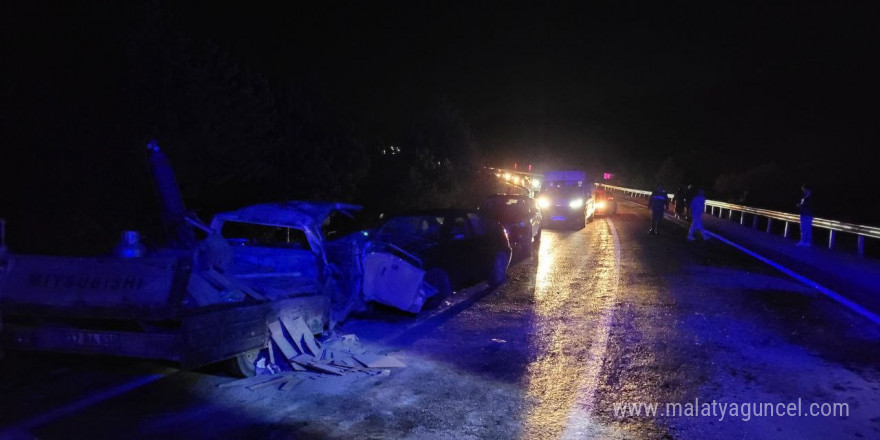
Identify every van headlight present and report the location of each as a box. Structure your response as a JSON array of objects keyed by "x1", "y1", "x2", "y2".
[
  {"x1": 538, "y1": 197, "x2": 551, "y2": 209},
  {"x1": 569, "y1": 198, "x2": 584, "y2": 209}
]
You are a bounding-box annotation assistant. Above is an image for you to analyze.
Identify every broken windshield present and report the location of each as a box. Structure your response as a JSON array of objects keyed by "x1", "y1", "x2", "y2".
[{"x1": 220, "y1": 221, "x2": 311, "y2": 250}]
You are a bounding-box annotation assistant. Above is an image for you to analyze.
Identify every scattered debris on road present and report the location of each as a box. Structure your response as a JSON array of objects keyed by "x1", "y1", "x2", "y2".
[{"x1": 218, "y1": 323, "x2": 405, "y2": 391}]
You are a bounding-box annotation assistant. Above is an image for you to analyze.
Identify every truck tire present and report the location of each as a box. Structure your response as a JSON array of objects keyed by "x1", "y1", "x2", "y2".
[{"x1": 227, "y1": 348, "x2": 261, "y2": 377}]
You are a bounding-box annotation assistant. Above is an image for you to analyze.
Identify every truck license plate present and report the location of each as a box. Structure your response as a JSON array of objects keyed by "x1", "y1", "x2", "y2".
[{"x1": 70, "y1": 332, "x2": 120, "y2": 347}]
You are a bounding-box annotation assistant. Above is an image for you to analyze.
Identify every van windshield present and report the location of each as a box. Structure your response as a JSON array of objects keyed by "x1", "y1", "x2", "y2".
[{"x1": 543, "y1": 186, "x2": 586, "y2": 198}]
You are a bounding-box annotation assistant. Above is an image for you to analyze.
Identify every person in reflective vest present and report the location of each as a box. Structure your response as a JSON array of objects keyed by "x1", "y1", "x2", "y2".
[{"x1": 648, "y1": 185, "x2": 669, "y2": 235}]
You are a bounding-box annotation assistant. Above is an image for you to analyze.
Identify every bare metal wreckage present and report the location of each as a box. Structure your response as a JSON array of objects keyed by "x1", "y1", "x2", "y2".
[{"x1": 0, "y1": 142, "x2": 365, "y2": 376}]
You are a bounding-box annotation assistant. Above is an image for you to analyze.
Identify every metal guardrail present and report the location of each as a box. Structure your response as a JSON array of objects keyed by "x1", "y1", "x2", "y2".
[{"x1": 599, "y1": 184, "x2": 880, "y2": 257}]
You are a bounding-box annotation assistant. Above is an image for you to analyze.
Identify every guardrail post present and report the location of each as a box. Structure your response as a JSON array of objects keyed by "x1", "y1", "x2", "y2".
[
  {"x1": 783, "y1": 222, "x2": 790, "y2": 238},
  {"x1": 728, "y1": 209, "x2": 734, "y2": 220},
  {"x1": 828, "y1": 230, "x2": 836, "y2": 249},
  {"x1": 751, "y1": 214, "x2": 758, "y2": 228},
  {"x1": 766, "y1": 218, "x2": 773, "y2": 233},
  {"x1": 739, "y1": 211, "x2": 745, "y2": 224},
  {"x1": 858, "y1": 235, "x2": 865, "y2": 257}
]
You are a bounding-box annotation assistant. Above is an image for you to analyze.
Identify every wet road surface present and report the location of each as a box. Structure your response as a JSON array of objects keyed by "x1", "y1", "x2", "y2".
[{"x1": 1, "y1": 202, "x2": 878, "y2": 439}]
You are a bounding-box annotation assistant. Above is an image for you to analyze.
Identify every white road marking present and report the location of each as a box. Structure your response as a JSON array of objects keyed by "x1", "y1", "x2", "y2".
[
  {"x1": 623, "y1": 198, "x2": 880, "y2": 324},
  {"x1": 561, "y1": 219, "x2": 621, "y2": 439},
  {"x1": 703, "y1": 232, "x2": 880, "y2": 324},
  {"x1": 5, "y1": 368, "x2": 175, "y2": 432}
]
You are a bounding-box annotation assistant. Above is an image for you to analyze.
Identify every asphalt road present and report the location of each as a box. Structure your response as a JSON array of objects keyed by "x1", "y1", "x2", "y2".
[{"x1": 1, "y1": 202, "x2": 878, "y2": 439}]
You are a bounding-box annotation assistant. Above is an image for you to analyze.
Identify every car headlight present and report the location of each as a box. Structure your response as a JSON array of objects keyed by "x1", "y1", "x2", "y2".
[
  {"x1": 596, "y1": 201, "x2": 606, "y2": 209},
  {"x1": 538, "y1": 197, "x2": 551, "y2": 209},
  {"x1": 569, "y1": 198, "x2": 584, "y2": 209}
]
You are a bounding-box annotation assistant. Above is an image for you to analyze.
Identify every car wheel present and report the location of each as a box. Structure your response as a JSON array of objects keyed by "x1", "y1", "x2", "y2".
[
  {"x1": 521, "y1": 239, "x2": 533, "y2": 258},
  {"x1": 488, "y1": 251, "x2": 509, "y2": 287},
  {"x1": 227, "y1": 347, "x2": 262, "y2": 377},
  {"x1": 425, "y1": 268, "x2": 453, "y2": 299}
]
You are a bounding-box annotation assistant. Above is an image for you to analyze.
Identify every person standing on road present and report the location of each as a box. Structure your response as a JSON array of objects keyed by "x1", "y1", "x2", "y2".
[
  {"x1": 673, "y1": 186, "x2": 686, "y2": 219},
  {"x1": 683, "y1": 184, "x2": 694, "y2": 221},
  {"x1": 648, "y1": 185, "x2": 669, "y2": 235},
  {"x1": 687, "y1": 189, "x2": 710, "y2": 241},
  {"x1": 796, "y1": 184, "x2": 814, "y2": 247}
]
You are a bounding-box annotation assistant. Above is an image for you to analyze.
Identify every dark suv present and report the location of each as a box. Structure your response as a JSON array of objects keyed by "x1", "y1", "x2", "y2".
[{"x1": 478, "y1": 194, "x2": 542, "y2": 257}]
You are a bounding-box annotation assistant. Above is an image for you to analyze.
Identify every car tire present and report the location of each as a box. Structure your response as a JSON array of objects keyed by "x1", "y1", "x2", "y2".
[
  {"x1": 425, "y1": 268, "x2": 453, "y2": 299},
  {"x1": 521, "y1": 239, "x2": 532, "y2": 258},
  {"x1": 227, "y1": 347, "x2": 262, "y2": 377},
  {"x1": 488, "y1": 251, "x2": 509, "y2": 287}
]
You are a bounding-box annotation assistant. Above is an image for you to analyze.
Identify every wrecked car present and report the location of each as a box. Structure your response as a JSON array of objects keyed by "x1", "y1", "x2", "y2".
[
  {"x1": 362, "y1": 210, "x2": 511, "y2": 313},
  {"x1": 207, "y1": 200, "x2": 365, "y2": 374},
  {"x1": 0, "y1": 142, "x2": 363, "y2": 377}
]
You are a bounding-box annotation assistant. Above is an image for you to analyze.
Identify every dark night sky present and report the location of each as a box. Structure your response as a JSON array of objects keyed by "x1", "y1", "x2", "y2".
[
  {"x1": 163, "y1": 1, "x2": 879, "y2": 172},
  {"x1": 2, "y1": 1, "x2": 878, "y2": 223}
]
